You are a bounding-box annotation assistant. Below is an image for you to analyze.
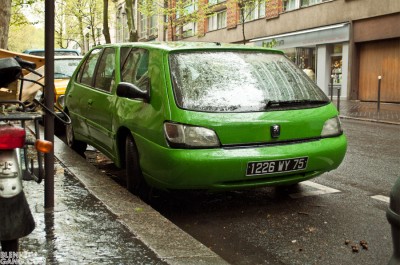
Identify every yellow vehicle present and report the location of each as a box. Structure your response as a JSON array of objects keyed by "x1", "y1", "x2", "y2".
[{"x1": 54, "y1": 56, "x2": 83, "y2": 109}]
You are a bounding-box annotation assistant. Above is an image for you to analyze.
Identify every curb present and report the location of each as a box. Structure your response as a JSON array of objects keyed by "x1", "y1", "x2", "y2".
[{"x1": 52, "y1": 135, "x2": 229, "y2": 265}]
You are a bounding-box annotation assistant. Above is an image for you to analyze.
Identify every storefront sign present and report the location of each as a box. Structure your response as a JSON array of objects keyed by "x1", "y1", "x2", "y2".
[{"x1": 252, "y1": 23, "x2": 350, "y2": 49}]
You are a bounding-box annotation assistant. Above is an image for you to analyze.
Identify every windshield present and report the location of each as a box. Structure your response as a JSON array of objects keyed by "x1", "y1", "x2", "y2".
[
  {"x1": 54, "y1": 58, "x2": 81, "y2": 79},
  {"x1": 169, "y1": 51, "x2": 329, "y2": 112}
]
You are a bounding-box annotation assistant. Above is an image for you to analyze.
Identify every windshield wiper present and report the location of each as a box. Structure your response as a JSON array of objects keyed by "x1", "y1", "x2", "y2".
[
  {"x1": 54, "y1": 72, "x2": 71, "y2": 78},
  {"x1": 265, "y1": 99, "x2": 329, "y2": 109}
]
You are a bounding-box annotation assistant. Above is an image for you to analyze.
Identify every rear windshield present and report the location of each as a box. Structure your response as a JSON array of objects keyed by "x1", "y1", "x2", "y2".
[{"x1": 169, "y1": 51, "x2": 328, "y2": 112}]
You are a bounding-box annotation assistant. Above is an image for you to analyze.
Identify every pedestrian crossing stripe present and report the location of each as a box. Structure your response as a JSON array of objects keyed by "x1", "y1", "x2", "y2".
[
  {"x1": 288, "y1": 181, "x2": 391, "y2": 204},
  {"x1": 289, "y1": 181, "x2": 341, "y2": 199},
  {"x1": 371, "y1": 195, "x2": 390, "y2": 203}
]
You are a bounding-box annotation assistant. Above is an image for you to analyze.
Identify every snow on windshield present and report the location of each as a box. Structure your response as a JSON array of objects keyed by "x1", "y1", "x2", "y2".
[{"x1": 169, "y1": 51, "x2": 327, "y2": 112}]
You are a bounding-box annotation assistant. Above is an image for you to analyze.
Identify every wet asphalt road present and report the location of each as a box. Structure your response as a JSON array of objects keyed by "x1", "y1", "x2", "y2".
[
  {"x1": 74, "y1": 119, "x2": 399, "y2": 265},
  {"x1": 148, "y1": 119, "x2": 398, "y2": 265}
]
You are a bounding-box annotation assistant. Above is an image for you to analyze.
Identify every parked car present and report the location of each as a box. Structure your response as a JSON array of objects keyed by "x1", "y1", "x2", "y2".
[
  {"x1": 53, "y1": 56, "x2": 83, "y2": 109},
  {"x1": 23, "y1": 48, "x2": 80, "y2": 57},
  {"x1": 64, "y1": 42, "x2": 347, "y2": 194}
]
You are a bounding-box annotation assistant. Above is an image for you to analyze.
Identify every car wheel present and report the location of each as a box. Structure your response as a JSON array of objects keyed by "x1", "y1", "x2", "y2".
[
  {"x1": 65, "y1": 123, "x2": 87, "y2": 156},
  {"x1": 125, "y1": 135, "x2": 149, "y2": 197}
]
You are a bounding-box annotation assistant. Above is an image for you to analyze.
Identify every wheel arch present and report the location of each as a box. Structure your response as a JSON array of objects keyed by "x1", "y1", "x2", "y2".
[{"x1": 115, "y1": 126, "x2": 133, "y2": 168}]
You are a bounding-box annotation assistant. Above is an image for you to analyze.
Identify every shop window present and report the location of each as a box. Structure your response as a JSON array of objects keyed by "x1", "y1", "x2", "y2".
[
  {"x1": 282, "y1": 47, "x2": 316, "y2": 81},
  {"x1": 208, "y1": 10, "x2": 227, "y2": 31},
  {"x1": 331, "y1": 44, "x2": 343, "y2": 86}
]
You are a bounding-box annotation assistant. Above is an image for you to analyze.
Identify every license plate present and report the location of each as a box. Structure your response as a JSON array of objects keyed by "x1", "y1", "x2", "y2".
[{"x1": 246, "y1": 157, "x2": 308, "y2": 176}]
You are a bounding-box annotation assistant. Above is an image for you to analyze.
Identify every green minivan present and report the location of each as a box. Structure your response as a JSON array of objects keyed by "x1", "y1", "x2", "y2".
[{"x1": 64, "y1": 42, "x2": 347, "y2": 193}]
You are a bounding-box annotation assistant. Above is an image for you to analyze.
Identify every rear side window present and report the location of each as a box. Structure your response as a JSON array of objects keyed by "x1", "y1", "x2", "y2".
[
  {"x1": 94, "y1": 47, "x2": 115, "y2": 92},
  {"x1": 121, "y1": 49, "x2": 149, "y2": 91},
  {"x1": 77, "y1": 48, "x2": 102, "y2": 86}
]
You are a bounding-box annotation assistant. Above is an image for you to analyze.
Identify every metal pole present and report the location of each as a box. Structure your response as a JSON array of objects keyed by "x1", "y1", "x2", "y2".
[
  {"x1": 337, "y1": 86, "x2": 341, "y2": 112},
  {"x1": 330, "y1": 75, "x2": 334, "y2": 102},
  {"x1": 377, "y1": 76, "x2": 382, "y2": 113},
  {"x1": 44, "y1": 0, "x2": 55, "y2": 209}
]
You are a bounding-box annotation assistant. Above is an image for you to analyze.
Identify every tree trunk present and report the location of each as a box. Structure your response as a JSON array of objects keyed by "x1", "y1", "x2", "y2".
[
  {"x1": 78, "y1": 16, "x2": 85, "y2": 53},
  {"x1": 0, "y1": 0, "x2": 12, "y2": 49},
  {"x1": 103, "y1": 0, "x2": 111, "y2": 43},
  {"x1": 125, "y1": 0, "x2": 138, "y2": 42},
  {"x1": 240, "y1": 9, "x2": 246, "y2": 44}
]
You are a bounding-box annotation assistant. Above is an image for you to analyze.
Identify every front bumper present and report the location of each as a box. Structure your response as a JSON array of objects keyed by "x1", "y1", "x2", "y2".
[{"x1": 136, "y1": 134, "x2": 347, "y2": 190}]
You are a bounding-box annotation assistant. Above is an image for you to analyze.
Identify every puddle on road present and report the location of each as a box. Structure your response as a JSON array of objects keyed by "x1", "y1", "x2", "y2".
[{"x1": 19, "y1": 160, "x2": 166, "y2": 264}]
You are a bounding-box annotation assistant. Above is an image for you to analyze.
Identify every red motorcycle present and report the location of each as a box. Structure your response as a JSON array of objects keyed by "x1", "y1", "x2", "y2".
[{"x1": 0, "y1": 56, "x2": 64, "y2": 254}]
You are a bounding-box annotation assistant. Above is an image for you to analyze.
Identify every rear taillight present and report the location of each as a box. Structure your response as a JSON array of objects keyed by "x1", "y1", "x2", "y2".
[{"x1": 0, "y1": 125, "x2": 26, "y2": 149}]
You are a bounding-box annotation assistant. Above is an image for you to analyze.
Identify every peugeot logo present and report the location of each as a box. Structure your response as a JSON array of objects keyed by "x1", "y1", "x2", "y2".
[{"x1": 270, "y1": 124, "x2": 280, "y2": 138}]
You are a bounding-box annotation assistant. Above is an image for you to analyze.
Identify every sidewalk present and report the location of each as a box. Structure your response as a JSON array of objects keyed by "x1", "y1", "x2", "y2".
[
  {"x1": 334, "y1": 99, "x2": 400, "y2": 125},
  {"x1": 19, "y1": 135, "x2": 229, "y2": 264}
]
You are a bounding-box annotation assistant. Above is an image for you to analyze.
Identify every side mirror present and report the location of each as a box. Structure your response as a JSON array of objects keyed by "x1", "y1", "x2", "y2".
[{"x1": 116, "y1": 82, "x2": 150, "y2": 102}]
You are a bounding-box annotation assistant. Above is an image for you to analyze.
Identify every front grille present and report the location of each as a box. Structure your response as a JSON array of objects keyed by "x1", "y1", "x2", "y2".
[{"x1": 222, "y1": 137, "x2": 321, "y2": 149}]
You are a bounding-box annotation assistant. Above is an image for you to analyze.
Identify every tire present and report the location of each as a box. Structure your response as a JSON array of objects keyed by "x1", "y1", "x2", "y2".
[
  {"x1": 125, "y1": 135, "x2": 149, "y2": 197},
  {"x1": 1, "y1": 239, "x2": 19, "y2": 252},
  {"x1": 65, "y1": 122, "x2": 87, "y2": 156}
]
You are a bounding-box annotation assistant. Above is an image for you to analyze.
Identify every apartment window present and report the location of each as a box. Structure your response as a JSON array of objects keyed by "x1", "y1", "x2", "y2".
[
  {"x1": 208, "y1": 0, "x2": 226, "y2": 6},
  {"x1": 139, "y1": 13, "x2": 147, "y2": 38},
  {"x1": 177, "y1": 0, "x2": 198, "y2": 18},
  {"x1": 240, "y1": 0, "x2": 266, "y2": 22},
  {"x1": 285, "y1": 0, "x2": 330, "y2": 10},
  {"x1": 116, "y1": 6, "x2": 130, "y2": 42},
  {"x1": 283, "y1": 0, "x2": 299, "y2": 11},
  {"x1": 182, "y1": 22, "x2": 197, "y2": 37},
  {"x1": 149, "y1": 14, "x2": 158, "y2": 36},
  {"x1": 302, "y1": 0, "x2": 328, "y2": 6},
  {"x1": 208, "y1": 10, "x2": 226, "y2": 31}
]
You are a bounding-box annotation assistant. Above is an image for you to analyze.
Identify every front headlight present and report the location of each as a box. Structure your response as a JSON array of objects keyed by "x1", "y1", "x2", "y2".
[
  {"x1": 57, "y1": 95, "x2": 65, "y2": 108},
  {"x1": 164, "y1": 122, "x2": 220, "y2": 148},
  {"x1": 321, "y1": 116, "x2": 342, "y2": 137}
]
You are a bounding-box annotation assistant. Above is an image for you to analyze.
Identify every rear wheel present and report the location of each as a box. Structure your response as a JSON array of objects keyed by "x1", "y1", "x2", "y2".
[
  {"x1": 125, "y1": 135, "x2": 150, "y2": 197},
  {"x1": 65, "y1": 122, "x2": 87, "y2": 156}
]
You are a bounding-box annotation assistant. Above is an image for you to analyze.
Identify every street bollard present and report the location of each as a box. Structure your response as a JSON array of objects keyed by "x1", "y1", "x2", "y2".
[
  {"x1": 387, "y1": 176, "x2": 400, "y2": 265},
  {"x1": 378, "y1": 76, "x2": 382, "y2": 113},
  {"x1": 330, "y1": 75, "x2": 334, "y2": 102}
]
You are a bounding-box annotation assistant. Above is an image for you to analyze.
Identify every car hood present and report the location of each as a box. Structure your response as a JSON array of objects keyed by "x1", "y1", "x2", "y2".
[{"x1": 169, "y1": 103, "x2": 339, "y2": 146}]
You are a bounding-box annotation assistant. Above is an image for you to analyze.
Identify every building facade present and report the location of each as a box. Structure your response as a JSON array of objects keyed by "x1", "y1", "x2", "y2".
[{"x1": 114, "y1": 0, "x2": 400, "y2": 102}]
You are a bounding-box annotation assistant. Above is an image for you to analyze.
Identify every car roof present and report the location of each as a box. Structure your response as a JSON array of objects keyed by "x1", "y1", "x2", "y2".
[
  {"x1": 23, "y1": 48, "x2": 81, "y2": 55},
  {"x1": 96, "y1": 41, "x2": 283, "y2": 54},
  {"x1": 54, "y1": 56, "x2": 83, "y2": 59}
]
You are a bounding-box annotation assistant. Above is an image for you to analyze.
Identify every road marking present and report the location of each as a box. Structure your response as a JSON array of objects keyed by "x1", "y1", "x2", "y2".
[
  {"x1": 289, "y1": 181, "x2": 341, "y2": 199},
  {"x1": 371, "y1": 195, "x2": 390, "y2": 203}
]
